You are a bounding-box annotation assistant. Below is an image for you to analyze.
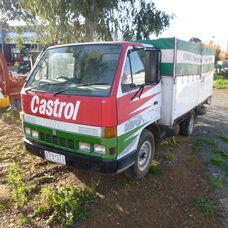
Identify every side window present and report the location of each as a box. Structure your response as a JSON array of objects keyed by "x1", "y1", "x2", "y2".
[
  {"x1": 121, "y1": 49, "x2": 145, "y2": 92},
  {"x1": 34, "y1": 58, "x2": 48, "y2": 81}
]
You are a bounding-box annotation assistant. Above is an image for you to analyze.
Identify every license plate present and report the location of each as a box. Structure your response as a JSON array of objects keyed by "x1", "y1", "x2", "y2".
[{"x1": 44, "y1": 151, "x2": 66, "y2": 165}]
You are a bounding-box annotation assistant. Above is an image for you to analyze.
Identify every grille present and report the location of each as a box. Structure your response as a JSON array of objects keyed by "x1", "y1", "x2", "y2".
[
  {"x1": 39, "y1": 132, "x2": 75, "y2": 150},
  {"x1": 60, "y1": 137, "x2": 66, "y2": 147}
]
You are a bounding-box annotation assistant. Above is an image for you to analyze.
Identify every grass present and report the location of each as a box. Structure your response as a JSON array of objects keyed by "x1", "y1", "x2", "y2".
[
  {"x1": 164, "y1": 152, "x2": 175, "y2": 161},
  {"x1": 208, "y1": 140, "x2": 218, "y2": 146},
  {"x1": 0, "y1": 143, "x2": 25, "y2": 161},
  {"x1": 211, "y1": 149, "x2": 228, "y2": 158},
  {"x1": 213, "y1": 75, "x2": 228, "y2": 89},
  {"x1": 210, "y1": 157, "x2": 225, "y2": 167},
  {"x1": 211, "y1": 177, "x2": 227, "y2": 189},
  {"x1": 149, "y1": 161, "x2": 163, "y2": 175},
  {"x1": 192, "y1": 145, "x2": 201, "y2": 152},
  {"x1": 17, "y1": 216, "x2": 30, "y2": 225},
  {"x1": 195, "y1": 138, "x2": 208, "y2": 146},
  {"x1": 7, "y1": 162, "x2": 33, "y2": 209},
  {"x1": 192, "y1": 198, "x2": 220, "y2": 216},
  {"x1": 161, "y1": 137, "x2": 179, "y2": 149},
  {"x1": 192, "y1": 138, "x2": 219, "y2": 153},
  {"x1": 219, "y1": 135, "x2": 228, "y2": 142},
  {"x1": 214, "y1": 75, "x2": 224, "y2": 80},
  {"x1": 0, "y1": 111, "x2": 18, "y2": 121},
  {"x1": 34, "y1": 185, "x2": 95, "y2": 226},
  {"x1": 119, "y1": 178, "x2": 138, "y2": 186}
]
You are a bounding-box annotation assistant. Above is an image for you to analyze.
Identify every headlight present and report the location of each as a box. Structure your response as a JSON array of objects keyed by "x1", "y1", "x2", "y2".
[
  {"x1": 24, "y1": 127, "x2": 31, "y2": 135},
  {"x1": 94, "y1": 144, "x2": 106, "y2": 155},
  {"x1": 79, "y1": 142, "x2": 90, "y2": 152},
  {"x1": 31, "y1": 130, "x2": 39, "y2": 139}
]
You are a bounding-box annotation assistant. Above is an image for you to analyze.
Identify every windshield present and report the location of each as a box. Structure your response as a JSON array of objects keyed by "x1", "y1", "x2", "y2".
[
  {"x1": 25, "y1": 44, "x2": 122, "y2": 97},
  {"x1": 223, "y1": 61, "x2": 228, "y2": 68}
]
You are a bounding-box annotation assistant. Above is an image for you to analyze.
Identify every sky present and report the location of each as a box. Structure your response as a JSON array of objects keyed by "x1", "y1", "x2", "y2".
[{"x1": 152, "y1": 0, "x2": 228, "y2": 51}]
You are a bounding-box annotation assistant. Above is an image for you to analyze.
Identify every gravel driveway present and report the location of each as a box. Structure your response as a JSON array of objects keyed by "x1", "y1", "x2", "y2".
[{"x1": 194, "y1": 88, "x2": 228, "y2": 228}]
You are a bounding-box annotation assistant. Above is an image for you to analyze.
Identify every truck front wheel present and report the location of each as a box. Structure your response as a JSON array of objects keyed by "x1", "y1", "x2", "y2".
[
  {"x1": 126, "y1": 129, "x2": 155, "y2": 179},
  {"x1": 180, "y1": 112, "x2": 195, "y2": 136}
]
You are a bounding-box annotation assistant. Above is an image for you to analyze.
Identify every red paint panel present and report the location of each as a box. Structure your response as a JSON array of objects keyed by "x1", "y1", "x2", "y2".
[
  {"x1": 22, "y1": 92, "x2": 117, "y2": 127},
  {"x1": 117, "y1": 86, "x2": 158, "y2": 125}
]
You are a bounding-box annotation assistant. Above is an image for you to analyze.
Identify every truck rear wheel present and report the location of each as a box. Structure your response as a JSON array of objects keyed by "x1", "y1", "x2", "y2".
[
  {"x1": 126, "y1": 129, "x2": 155, "y2": 179},
  {"x1": 180, "y1": 112, "x2": 195, "y2": 136}
]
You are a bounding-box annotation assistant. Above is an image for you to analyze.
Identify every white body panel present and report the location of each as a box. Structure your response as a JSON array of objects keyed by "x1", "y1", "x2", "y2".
[{"x1": 159, "y1": 70, "x2": 213, "y2": 127}]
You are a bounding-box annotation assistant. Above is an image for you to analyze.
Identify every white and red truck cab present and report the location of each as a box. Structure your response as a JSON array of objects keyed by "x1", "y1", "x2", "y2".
[{"x1": 21, "y1": 38, "x2": 214, "y2": 179}]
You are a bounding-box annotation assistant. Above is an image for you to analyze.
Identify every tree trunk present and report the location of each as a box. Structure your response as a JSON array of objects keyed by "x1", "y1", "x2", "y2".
[
  {"x1": 85, "y1": 18, "x2": 94, "y2": 42},
  {"x1": 85, "y1": 0, "x2": 95, "y2": 42}
]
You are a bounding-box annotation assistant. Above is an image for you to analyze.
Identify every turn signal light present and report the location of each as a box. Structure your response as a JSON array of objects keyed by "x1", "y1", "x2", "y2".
[
  {"x1": 19, "y1": 112, "x2": 24, "y2": 121},
  {"x1": 102, "y1": 127, "x2": 117, "y2": 138}
]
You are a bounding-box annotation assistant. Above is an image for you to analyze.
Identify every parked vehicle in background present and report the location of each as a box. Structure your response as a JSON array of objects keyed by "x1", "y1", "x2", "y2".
[
  {"x1": 20, "y1": 38, "x2": 215, "y2": 179},
  {"x1": 221, "y1": 60, "x2": 228, "y2": 77},
  {"x1": 0, "y1": 53, "x2": 27, "y2": 108}
]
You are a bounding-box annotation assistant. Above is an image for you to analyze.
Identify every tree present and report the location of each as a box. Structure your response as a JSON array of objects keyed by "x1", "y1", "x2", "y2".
[
  {"x1": 0, "y1": 0, "x2": 174, "y2": 45},
  {"x1": 204, "y1": 40, "x2": 221, "y2": 62},
  {"x1": 189, "y1": 37, "x2": 202, "y2": 44}
]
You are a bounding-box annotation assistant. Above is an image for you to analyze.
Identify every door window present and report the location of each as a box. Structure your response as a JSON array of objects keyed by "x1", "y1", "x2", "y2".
[{"x1": 122, "y1": 49, "x2": 145, "y2": 92}]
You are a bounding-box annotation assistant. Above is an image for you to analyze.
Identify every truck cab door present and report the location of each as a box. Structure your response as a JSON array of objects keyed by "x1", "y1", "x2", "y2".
[{"x1": 116, "y1": 46, "x2": 161, "y2": 158}]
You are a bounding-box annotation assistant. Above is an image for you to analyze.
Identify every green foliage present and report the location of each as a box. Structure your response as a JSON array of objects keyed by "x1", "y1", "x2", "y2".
[
  {"x1": 219, "y1": 135, "x2": 228, "y2": 142},
  {"x1": 161, "y1": 137, "x2": 179, "y2": 149},
  {"x1": 17, "y1": 216, "x2": 30, "y2": 225},
  {"x1": 0, "y1": 142, "x2": 25, "y2": 160},
  {"x1": 7, "y1": 162, "x2": 32, "y2": 208},
  {"x1": 208, "y1": 140, "x2": 218, "y2": 146},
  {"x1": 213, "y1": 78, "x2": 228, "y2": 89},
  {"x1": 211, "y1": 149, "x2": 228, "y2": 158},
  {"x1": 192, "y1": 198, "x2": 220, "y2": 216},
  {"x1": 213, "y1": 74, "x2": 224, "y2": 80},
  {"x1": 192, "y1": 145, "x2": 201, "y2": 152},
  {"x1": 34, "y1": 185, "x2": 95, "y2": 226},
  {"x1": 196, "y1": 138, "x2": 208, "y2": 146},
  {"x1": 189, "y1": 37, "x2": 202, "y2": 44},
  {"x1": 0, "y1": 111, "x2": 18, "y2": 121},
  {"x1": 119, "y1": 178, "x2": 138, "y2": 187},
  {"x1": 211, "y1": 177, "x2": 227, "y2": 189},
  {"x1": 149, "y1": 163, "x2": 163, "y2": 175},
  {"x1": 192, "y1": 138, "x2": 218, "y2": 153},
  {"x1": 210, "y1": 157, "x2": 225, "y2": 166},
  {"x1": 164, "y1": 152, "x2": 175, "y2": 161},
  {"x1": 0, "y1": 0, "x2": 174, "y2": 44}
]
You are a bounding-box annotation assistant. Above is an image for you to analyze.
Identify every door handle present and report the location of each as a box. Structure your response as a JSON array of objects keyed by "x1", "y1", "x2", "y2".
[{"x1": 154, "y1": 101, "x2": 158, "y2": 105}]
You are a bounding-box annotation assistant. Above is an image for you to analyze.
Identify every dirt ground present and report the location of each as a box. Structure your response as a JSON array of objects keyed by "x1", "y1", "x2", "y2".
[{"x1": 0, "y1": 90, "x2": 227, "y2": 228}]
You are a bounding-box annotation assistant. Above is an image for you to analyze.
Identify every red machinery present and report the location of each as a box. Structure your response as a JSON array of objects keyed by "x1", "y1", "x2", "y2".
[{"x1": 0, "y1": 52, "x2": 27, "y2": 108}]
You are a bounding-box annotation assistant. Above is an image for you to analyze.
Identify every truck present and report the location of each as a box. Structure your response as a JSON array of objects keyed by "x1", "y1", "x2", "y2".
[
  {"x1": 0, "y1": 53, "x2": 27, "y2": 108},
  {"x1": 21, "y1": 38, "x2": 215, "y2": 179}
]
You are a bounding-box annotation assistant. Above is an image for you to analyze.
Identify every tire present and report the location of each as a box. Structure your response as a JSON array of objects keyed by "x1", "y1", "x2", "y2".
[
  {"x1": 126, "y1": 129, "x2": 155, "y2": 179},
  {"x1": 180, "y1": 112, "x2": 195, "y2": 136}
]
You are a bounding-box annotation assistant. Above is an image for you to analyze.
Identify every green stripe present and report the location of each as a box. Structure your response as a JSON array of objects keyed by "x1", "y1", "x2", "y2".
[
  {"x1": 177, "y1": 39, "x2": 202, "y2": 55},
  {"x1": 135, "y1": 38, "x2": 214, "y2": 56},
  {"x1": 24, "y1": 122, "x2": 117, "y2": 159},
  {"x1": 135, "y1": 38, "x2": 175, "y2": 49},
  {"x1": 118, "y1": 123, "x2": 148, "y2": 154},
  {"x1": 202, "y1": 64, "x2": 214, "y2": 72},
  {"x1": 161, "y1": 63, "x2": 173, "y2": 76},
  {"x1": 177, "y1": 39, "x2": 215, "y2": 56},
  {"x1": 202, "y1": 48, "x2": 215, "y2": 55},
  {"x1": 176, "y1": 63, "x2": 214, "y2": 75}
]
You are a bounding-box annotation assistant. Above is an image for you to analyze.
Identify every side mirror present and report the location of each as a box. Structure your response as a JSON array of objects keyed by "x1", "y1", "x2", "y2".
[{"x1": 145, "y1": 48, "x2": 161, "y2": 84}]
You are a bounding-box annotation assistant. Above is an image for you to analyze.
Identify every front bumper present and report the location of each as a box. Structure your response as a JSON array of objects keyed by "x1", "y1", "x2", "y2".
[{"x1": 24, "y1": 138, "x2": 136, "y2": 174}]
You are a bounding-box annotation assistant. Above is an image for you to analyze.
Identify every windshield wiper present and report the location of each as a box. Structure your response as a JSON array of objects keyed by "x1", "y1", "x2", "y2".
[
  {"x1": 53, "y1": 83, "x2": 110, "y2": 96},
  {"x1": 25, "y1": 81, "x2": 69, "y2": 93}
]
